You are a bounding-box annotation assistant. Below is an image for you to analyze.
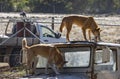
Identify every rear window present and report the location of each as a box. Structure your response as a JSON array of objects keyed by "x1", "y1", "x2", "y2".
[{"x1": 60, "y1": 47, "x2": 91, "y2": 67}]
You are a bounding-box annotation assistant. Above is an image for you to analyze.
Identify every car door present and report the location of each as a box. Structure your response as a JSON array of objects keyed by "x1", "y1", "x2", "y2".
[{"x1": 94, "y1": 46, "x2": 119, "y2": 79}]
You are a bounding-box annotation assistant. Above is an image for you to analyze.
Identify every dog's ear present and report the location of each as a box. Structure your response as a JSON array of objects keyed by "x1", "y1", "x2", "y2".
[
  {"x1": 97, "y1": 28, "x2": 100, "y2": 30},
  {"x1": 97, "y1": 28, "x2": 102, "y2": 32}
]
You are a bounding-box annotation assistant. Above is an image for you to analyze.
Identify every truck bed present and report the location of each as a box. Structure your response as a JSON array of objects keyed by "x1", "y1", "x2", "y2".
[{"x1": 0, "y1": 37, "x2": 39, "y2": 46}]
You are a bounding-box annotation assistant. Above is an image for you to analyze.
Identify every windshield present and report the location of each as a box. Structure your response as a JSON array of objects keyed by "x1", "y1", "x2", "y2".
[
  {"x1": 41, "y1": 26, "x2": 55, "y2": 38},
  {"x1": 60, "y1": 47, "x2": 91, "y2": 67},
  {"x1": 65, "y1": 50, "x2": 90, "y2": 67},
  {"x1": 37, "y1": 46, "x2": 91, "y2": 68}
]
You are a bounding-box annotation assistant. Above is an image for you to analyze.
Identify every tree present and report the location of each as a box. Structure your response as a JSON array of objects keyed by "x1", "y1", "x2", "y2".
[
  {"x1": 0, "y1": 0, "x2": 120, "y2": 14},
  {"x1": 72, "y1": 0, "x2": 88, "y2": 13},
  {"x1": 0, "y1": 0, "x2": 13, "y2": 12},
  {"x1": 87, "y1": 0, "x2": 114, "y2": 13},
  {"x1": 113, "y1": 0, "x2": 120, "y2": 13},
  {"x1": 11, "y1": 0, "x2": 30, "y2": 12}
]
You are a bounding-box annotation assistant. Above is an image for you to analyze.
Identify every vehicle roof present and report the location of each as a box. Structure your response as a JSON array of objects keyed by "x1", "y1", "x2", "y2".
[
  {"x1": 97, "y1": 42, "x2": 120, "y2": 47},
  {"x1": 54, "y1": 41, "x2": 96, "y2": 48},
  {"x1": 53, "y1": 41, "x2": 120, "y2": 48}
]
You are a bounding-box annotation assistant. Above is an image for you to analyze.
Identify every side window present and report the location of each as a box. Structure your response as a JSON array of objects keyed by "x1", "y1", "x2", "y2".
[
  {"x1": 65, "y1": 49, "x2": 90, "y2": 67},
  {"x1": 95, "y1": 46, "x2": 117, "y2": 71},
  {"x1": 5, "y1": 22, "x2": 15, "y2": 35},
  {"x1": 59, "y1": 47, "x2": 91, "y2": 67},
  {"x1": 41, "y1": 26, "x2": 55, "y2": 38}
]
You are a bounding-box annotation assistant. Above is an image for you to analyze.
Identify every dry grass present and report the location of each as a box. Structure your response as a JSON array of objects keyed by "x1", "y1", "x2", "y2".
[
  {"x1": 0, "y1": 13, "x2": 120, "y2": 44},
  {"x1": 101, "y1": 26, "x2": 120, "y2": 43},
  {"x1": 0, "y1": 67, "x2": 26, "y2": 79},
  {"x1": 63, "y1": 25, "x2": 120, "y2": 43},
  {"x1": 53, "y1": 15, "x2": 120, "y2": 43}
]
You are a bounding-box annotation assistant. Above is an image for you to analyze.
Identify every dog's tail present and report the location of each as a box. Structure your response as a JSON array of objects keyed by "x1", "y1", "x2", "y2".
[
  {"x1": 22, "y1": 38, "x2": 28, "y2": 65},
  {"x1": 59, "y1": 17, "x2": 66, "y2": 32},
  {"x1": 22, "y1": 38, "x2": 28, "y2": 50}
]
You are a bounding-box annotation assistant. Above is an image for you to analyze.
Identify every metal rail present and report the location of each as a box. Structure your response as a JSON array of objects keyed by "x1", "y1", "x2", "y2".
[{"x1": 0, "y1": 17, "x2": 120, "y2": 26}]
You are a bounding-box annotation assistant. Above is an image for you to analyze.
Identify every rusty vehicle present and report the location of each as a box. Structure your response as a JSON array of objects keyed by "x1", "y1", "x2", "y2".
[{"x1": 20, "y1": 41, "x2": 120, "y2": 79}]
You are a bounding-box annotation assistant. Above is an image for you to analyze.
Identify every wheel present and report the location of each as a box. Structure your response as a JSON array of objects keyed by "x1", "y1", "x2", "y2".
[{"x1": 9, "y1": 48, "x2": 22, "y2": 67}]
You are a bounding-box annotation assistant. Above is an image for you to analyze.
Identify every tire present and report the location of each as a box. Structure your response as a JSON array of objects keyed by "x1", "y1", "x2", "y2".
[{"x1": 9, "y1": 48, "x2": 22, "y2": 67}]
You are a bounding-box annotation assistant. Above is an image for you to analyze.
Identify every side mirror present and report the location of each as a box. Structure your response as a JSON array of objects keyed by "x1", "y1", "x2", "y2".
[{"x1": 55, "y1": 32, "x2": 61, "y2": 38}]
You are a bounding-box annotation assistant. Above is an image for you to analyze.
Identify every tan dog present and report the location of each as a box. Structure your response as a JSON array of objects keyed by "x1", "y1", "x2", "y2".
[
  {"x1": 59, "y1": 16, "x2": 101, "y2": 42},
  {"x1": 22, "y1": 38, "x2": 67, "y2": 74}
]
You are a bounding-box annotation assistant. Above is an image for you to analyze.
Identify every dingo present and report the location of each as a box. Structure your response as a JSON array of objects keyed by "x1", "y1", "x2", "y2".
[
  {"x1": 59, "y1": 16, "x2": 101, "y2": 42},
  {"x1": 22, "y1": 38, "x2": 67, "y2": 74}
]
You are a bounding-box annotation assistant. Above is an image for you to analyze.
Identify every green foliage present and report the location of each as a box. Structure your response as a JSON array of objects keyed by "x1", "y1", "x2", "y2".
[{"x1": 0, "y1": 0, "x2": 120, "y2": 14}]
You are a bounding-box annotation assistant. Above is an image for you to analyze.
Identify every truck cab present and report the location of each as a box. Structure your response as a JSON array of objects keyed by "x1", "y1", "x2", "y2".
[
  {"x1": 21, "y1": 41, "x2": 120, "y2": 79},
  {"x1": 4, "y1": 21, "x2": 66, "y2": 44}
]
